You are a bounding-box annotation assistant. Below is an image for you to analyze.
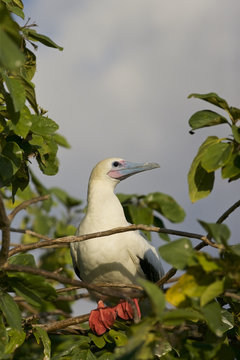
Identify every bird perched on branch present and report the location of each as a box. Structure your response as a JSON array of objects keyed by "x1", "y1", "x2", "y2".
[{"x1": 70, "y1": 158, "x2": 164, "y2": 335}]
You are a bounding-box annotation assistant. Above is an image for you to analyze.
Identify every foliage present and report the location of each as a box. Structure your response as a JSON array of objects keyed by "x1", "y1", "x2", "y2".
[
  {"x1": 188, "y1": 92, "x2": 240, "y2": 202},
  {"x1": 0, "y1": 3, "x2": 239, "y2": 360}
]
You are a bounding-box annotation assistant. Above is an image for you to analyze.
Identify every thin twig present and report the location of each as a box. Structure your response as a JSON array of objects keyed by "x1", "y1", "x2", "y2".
[
  {"x1": 8, "y1": 195, "x2": 50, "y2": 223},
  {"x1": 224, "y1": 291, "x2": 240, "y2": 301},
  {"x1": 56, "y1": 286, "x2": 82, "y2": 293}
]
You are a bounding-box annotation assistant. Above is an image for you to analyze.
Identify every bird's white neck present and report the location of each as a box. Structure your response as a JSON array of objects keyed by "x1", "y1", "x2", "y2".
[{"x1": 85, "y1": 179, "x2": 128, "y2": 230}]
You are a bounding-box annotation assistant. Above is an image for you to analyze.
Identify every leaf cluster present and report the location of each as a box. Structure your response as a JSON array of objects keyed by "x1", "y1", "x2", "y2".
[
  {"x1": 0, "y1": 0, "x2": 67, "y2": 200},
  {"x1": 188, "y1": 92, "x2": 240, "y2": 202}
]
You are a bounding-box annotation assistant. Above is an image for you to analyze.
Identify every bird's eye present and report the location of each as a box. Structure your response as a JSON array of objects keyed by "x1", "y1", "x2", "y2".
[{"x1": 112, "y1": 161, "x2": 120, "y2": 167}]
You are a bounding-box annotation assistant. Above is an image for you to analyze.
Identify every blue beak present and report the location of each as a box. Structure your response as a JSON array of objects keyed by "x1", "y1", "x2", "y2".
[{"x1": 116, "y1": 161, "x2": 160, "y2": 180}]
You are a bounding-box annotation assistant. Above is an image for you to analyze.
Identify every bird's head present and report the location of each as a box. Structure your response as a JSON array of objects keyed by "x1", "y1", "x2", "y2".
[{"x1": 89, "y1": 158, "x2": 160, "y2": 187}]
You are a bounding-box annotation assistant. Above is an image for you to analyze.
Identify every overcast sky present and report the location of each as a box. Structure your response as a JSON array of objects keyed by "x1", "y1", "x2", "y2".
[{"x1": 22, "y1": 0, "x2": 240, "y2": 313}]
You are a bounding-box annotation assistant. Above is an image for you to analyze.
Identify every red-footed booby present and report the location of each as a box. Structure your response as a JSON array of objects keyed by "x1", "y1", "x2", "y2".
[{"x1": 70, "y1": 158, "x2": 164, "y2": 335}]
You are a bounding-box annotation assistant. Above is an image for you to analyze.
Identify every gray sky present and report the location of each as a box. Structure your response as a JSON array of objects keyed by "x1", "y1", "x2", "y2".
[{"x1": 22, "y1": 0, "x2": 240, "y2": 314}]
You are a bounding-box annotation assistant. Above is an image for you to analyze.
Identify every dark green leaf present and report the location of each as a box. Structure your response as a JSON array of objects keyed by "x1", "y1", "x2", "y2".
[
  {"x1": 4, "y1": 328, "x2": 25, "y2": 354},
  {"x1": 138, "y1": 278, "x2": 165, "y2": 318},
  {"x1": 4, "y1": 75, "x2": 26, "y2": 112},
  {"x1": 201, "y1": 142, "x2": 233, "y2": 172},
  {"x1": 159, "y1": 238, "x2": 194, "y2": 269},
  {"x1": 2, "y1": 141, "x2": 23, "y2": 174},
  {"x1": 145, "y1": 192, "x2": 185, "y2": 223},
  {"x1": 126, "y1": 204, "x2": 153, "y2": 239},
  {"x1": 220, "y1": 309, "x2": 234, "y2": 333},
  {"x1": 153, "y1": 215, "x2": 170, "y2": 241},
  {"x1": 189, "y1": 110, "x2": 228, "y2": 130},
  {"x1": 198, "y1": 220, "x2": 230, "y2": 245},
  {"x1": 0, "y1": 29, "x2": 25, "y2": 70},
  {"x1": 0, "y1": 291, "x2": 22, "y2": 331},
  {"x1": 0, "y1": 154, "x2": 14, "y2": 182},
  {"x1": 188, "y1": 92, "x2": 230, "y2": 111}
]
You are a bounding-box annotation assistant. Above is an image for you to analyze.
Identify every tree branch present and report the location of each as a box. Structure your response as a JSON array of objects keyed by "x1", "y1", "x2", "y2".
[
  {"x1": 33, "y1": 313, "x2": 90, "y2": 333},
  {"x1": 0, "y1": 193, "x2": 10, "y2": 266},
  {"x1": 8, "y1": 195, "x2": 50, "y2": 223},
  {"x1": 8, "y1": 224, "x2": 219, "y2": 257}
]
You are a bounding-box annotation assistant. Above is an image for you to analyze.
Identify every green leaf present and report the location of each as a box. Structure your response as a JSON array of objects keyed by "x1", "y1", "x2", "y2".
[
  {"x1": 188, "y1": 136, "x2": 218, "y2": 202},
  {"x1": 33, "y1": 327, "x2": 51, "y2": 360},
  {"x1": 0, "y1": 29, "x2": 25, "y2": 70},
  {"x1": 200, "y1": 280, "x2": 224, "y2": 307},
  {"x1": 220, "y1": 309, "x2": 234, "y2": 333},
  {"x1": 4, "y1": 75, "x2": 26, "y2": 112},
  {"x1": 201, "y1": 142, "x2": 233, "y2": 172},
  {"x1": 198, "y1": 221, "x2": 230, "y2": 245},
  {"x1": 189, "y1": 110, "x2": 228, "y2": 130},
  {"x1": 232, "y1": 125, "x2": 240, "y2": 143},
  {"x1": 188, "y1": 92, "x2": 230, "y2": 111},
  {"x1": 0, "y1": 154, "x2": 14, "y2": 182},
  {"x1": 0, "y1": 316, "x2": 8, "y2": 353},
  {"x1": 221, "y1": 153, "x2": 240, "y2": 179},
  {"x1": 89, "y1": 333, "x2": 106, "y2": 349},
  {"x1": 23, "y1": 29, "x2": 63, "y2": 51},
  {"x1": 2, "y1": 141, "x2": 23, "y2": 174},
  {"x1": 31, "y1": 115, "x2": 59, "y2": 135},
  {"x1": 138, "y1": 278, "x2": 165, "y2": 318},
  {"x1": 201, "y1": 302, "x2": 223, "y2": 337},
  {"x1": 11, "y1": 105, "x2": 32, "y2": 138},
  {"x1": 162, "y1": 308, "x2": 204, "y2": 326},
  {"x1": 50, "y1": 187, "x2": 82, "y2": 208},
  {"x1": 196, "y1": 253, "x2": 221, "y2": 273},
  {"x1": 53, "y1": 133, "x2": 71, "y2": 148},
  {"x1": 229, "y1": 106, "x2": 240, "y2": 122},
  {"x1": 4, "y1": 328, "x2": 25, "y2": 354},
  {"x1": 0, "y1": 292, "x2": 22, "y2": 331},
  {"x1": 159, "y1": 238, "x2": 194, "y2": 269},
  {"x1": 126, "y1": 204, "x2": 153, "y2": 240},
  {"x1": 108, "y1": 329, "x2": 128, "y2": 347},
  {"x1": 145, "y1": 192, "x2": 185, "y2": 223}
]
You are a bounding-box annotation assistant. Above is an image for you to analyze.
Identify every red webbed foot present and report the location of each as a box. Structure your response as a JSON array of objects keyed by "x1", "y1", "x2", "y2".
[
  {"x1": 89, "y1": 300, "x2": 117, "y2": 335},
  {"x1": 114, "y1": 298, "x2": 141, "y2": 321}
]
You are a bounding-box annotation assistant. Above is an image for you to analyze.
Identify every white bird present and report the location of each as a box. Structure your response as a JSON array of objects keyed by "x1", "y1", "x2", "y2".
[{"x1": 70, "y1": 158, "x2": 164, "y2": 334}]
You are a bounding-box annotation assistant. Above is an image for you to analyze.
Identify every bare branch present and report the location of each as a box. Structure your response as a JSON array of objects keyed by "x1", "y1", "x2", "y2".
[
  {"x1": 0, "y1": 193, "x2": 10, "y2": 266},
  {"x1": 216, "y1": 199, "x2": 240, "y2": 224},
  {"x1": 8, "y1": 224, "x2": 219, "y2": 257},
  {"x1": 8, "y1": 195, "x2": 50, "y2": 223},
  {"x1": 33, "y1": 313, "x2": 90, "y2": 333},
  {"x1": 224, "y1": 291, "x2": 240, "y2": 301}
]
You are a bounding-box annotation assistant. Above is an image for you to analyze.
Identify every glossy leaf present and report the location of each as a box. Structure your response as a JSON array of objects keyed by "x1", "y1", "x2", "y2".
[
  {"x1": 138, "y1": 279, "x2": 165, "y2": 318},
  {"x1": 189, "y1": 110, "x2": 228, "y2": 130},
  {"x1": 159, "y1": 238, "x2": 194, "y2": 269},
  {"x1": 188, "y1": 92, "x2": 230, "y2": 111},
  {"x1": 0, "y1": 292, "x2": 22, "y2": 331},
  {"x1": 145, "y1": 192, "x2": 185, "y2": 223},
  {"x1": 188, "y1": 136, "x2": 218, "y2": 202},
  {"x1": 201, "y1": 142, "x2": 233, "y2": 172},
  {"x1": 198, "y1": 220, "x2": 230, "y2": 245}
]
